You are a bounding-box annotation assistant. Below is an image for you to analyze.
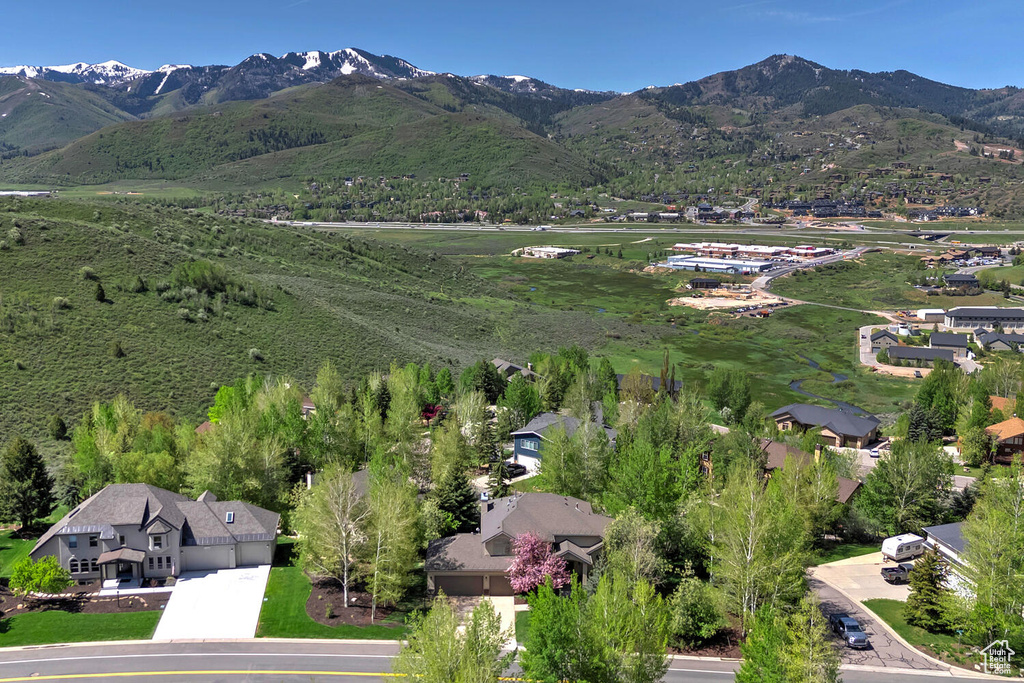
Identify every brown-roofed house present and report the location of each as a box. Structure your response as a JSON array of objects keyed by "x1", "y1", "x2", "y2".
[
  {"x1": 426, "y1": 492, "x2": 611, "y2": 596},
  {"x1": 990, "y1": 396, "x2": 1015, "y2": 416},
  {"x1": 760, "y1": 440, "x2": 862, "y2": 504},
  {"x1": 985, "y1": 417, "x2": 1024, "y2": 465},
  {"x1": 30, "y1": 484, "x2": 279, "y2": 583}
]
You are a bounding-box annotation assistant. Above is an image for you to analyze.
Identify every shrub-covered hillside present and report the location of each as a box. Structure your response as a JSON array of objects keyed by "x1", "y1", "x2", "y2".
[{"x1": 0, "y1": 198, "x2": 639, "y2": 438}]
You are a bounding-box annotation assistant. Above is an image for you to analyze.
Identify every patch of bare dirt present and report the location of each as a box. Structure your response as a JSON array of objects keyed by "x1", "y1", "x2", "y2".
[{"x1": 306, "y1": 577, "x2": 403, "y2": 628}]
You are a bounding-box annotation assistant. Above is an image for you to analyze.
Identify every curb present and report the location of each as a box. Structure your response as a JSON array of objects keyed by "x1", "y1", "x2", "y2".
[{"x1": 810, "y1": 569, "x2": 1005, "y2": 681}]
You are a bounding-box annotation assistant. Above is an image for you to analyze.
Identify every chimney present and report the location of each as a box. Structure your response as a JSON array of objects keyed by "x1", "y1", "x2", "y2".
[{"x1": 480, "y1": 491, "x2": 491, "y2": 519}]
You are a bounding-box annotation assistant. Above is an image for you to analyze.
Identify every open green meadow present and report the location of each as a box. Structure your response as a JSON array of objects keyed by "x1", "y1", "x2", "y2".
[{"x1": 771, "y1": 251, "x2": 1013, "y2": 310}]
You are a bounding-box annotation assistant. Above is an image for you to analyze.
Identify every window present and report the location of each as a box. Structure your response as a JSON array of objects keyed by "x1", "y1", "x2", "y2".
[
  {"x1": 90, "y1": 559, "x2": 99, "y2": 572},
  {"x1": 89, "y1": 536, "x2": 98, "y2": 548},
  {"x1": 225, "y1": 511, "x2": 235, "y2": 524},
  {"x1": 70, "y1": 559, "x2": 79, "y2": 573},
  {"x1": 157, "y1": 557, "x2": 163, "y2": 569},
  {"x1": 165, "y1": 556, "x2": 171, "y2": 569},
  {"x1": 152, "y1": 535, "x2": 163, "y2": 550},
  {"x1": 148, "y1": 557, "x2": 154, "y2": 570},
  {"x1": 119, "y1": 535, "x2": 126, "y2": 547},
  {"x1": 521, "y1": 438, "x2": 540, "y2": 452},
  {"x1": 68, "y1": 535, "x2": 78, "y2": 549}
]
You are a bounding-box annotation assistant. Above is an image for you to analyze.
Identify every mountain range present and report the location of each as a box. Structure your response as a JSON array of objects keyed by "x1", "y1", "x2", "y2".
[{"x1": 2, "y1": 49, "x2": 1024, "y2": 206}]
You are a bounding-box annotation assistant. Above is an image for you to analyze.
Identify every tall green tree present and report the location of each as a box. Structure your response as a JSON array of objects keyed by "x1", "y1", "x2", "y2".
[
  {"x1": 856, "y1": 438, "x2": 954, "y2": 536},
  {"x1": 604, "y1": 507, "x2": 666, "y2": 585},
  {"x1": 363, "y1": 466, "x2": 419, "y2": 622},
  {"x1": 606, "y1": 439, "x2": 677, "y2": 520},
  {"x1": 735, "y1": 606, "x2": 787, "y2": 683},
  {"x1": 433, "y1": 467, "x2": 479, "y2": 534},
  {"x1": 293, "y1": 465, "x2": 368, "y2": 606},
  {"x1": 958, "y1": 461, "x2": 1024, "y2": 651},
  {"x1": 497, "y1": 375, "x2": 541, "y2": 433},
  {"x1": 712, "y1": 461, "x2": 807, "y2": 633},
  {"x1": 392, "y1": 595, "x2": 513, "y2": 683},
  {"x1": 0, "y1": 437, "x2": 54, "y2": 529},
  {"x1": 783, "y1": 594, "x2": 841, "y2": 683},
  {"x1": 903, "y1": 547, "x2": 949, "y2": 631},
  {"x1": 521, "y1": 579, "x2": 607, "y2": 683}
]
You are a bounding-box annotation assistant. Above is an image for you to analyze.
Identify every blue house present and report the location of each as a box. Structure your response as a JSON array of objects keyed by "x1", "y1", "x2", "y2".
[{"x1": 510, "y1": 410, "x2": 617, "y2": 470}]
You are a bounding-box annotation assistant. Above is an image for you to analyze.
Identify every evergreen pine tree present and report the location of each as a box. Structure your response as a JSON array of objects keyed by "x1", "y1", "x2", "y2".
[
  {"x1": 0, "y1": 437, "x2": 55, "y2": 529},
  {"x1": 434, "y1": 468, "x2": 480, "y2": 533},
  {"x1": 489, "y1": 457, "x2": 511, "y2": 499},
  {"x1": 903, "y1": 547, "x2": 948, "y2": 631}
]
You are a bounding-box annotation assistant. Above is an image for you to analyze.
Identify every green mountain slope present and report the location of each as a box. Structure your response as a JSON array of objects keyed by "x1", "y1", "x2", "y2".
[
  {"x1": 0, "y1": 197, "x2": 635, "y2": 437},
  {"x1": 0, "y1": 77, "x2": 135, "y2": 156},
  {"x1": 0, "y1": 75, "x2": 599, "y2": 188}
]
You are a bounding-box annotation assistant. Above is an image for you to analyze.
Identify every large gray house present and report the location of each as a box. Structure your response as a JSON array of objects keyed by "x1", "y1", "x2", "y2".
[
  {"x1": 426, "y1": 492, "x2": 612, "y2": 596},
  {"x1": 30, "y1": 484, "x2": 279, "y2": 582}
]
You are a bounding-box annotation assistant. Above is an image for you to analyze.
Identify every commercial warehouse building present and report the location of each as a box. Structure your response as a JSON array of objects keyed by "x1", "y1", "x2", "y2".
[
  {"x1": 944, "y1": 307, "x2": 1024, "y2": 332},
  {"x1": 662, "y1": 255, "x2": 774, "y2": 274}
]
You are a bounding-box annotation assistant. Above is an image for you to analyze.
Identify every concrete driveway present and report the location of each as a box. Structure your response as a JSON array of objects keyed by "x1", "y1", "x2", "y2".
[
  {"x1": 152, "y1": 565, "x2": 271, "y2": 640},
  {"x1": 809, "y1": 573, "x2": 945, "y2": 672},
  {"x1": 450, "y1": 595, "x2": 517, "y2": 646},
  {"x1": 813, "y1": 552, "x2": 911, "y2": 603}
]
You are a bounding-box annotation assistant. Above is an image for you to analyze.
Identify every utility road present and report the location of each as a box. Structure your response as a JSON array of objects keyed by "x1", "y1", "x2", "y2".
[{"x1": 0, "y1": 640, "x2": 993, "y2": 682}]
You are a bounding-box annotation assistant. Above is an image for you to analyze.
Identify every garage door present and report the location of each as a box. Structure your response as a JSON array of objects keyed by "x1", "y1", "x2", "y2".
[
  {"x1": 237, "y1": 541, "x2": 272, "y2": 567},
  {"x1": 488, "y1": 575, "x2": 515, "y2": 596},
  {"x1": 434, "y1": 575, "x2": 483, "y2": 596},
  {"x1": 182, "y1": 545, "x2": 232, "y2": 572}
]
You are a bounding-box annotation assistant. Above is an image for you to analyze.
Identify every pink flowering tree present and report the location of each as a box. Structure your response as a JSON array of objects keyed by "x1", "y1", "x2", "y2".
[{"x1": 506, "y1": 532, "x2": 570, "y2": 594}]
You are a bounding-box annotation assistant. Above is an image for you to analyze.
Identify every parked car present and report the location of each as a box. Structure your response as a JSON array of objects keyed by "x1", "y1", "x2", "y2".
[
  {"x1": 829, "y1": 614, "x2": 871, "y2": 649},
  {"x1": 881, "y1": 563, "x2": 914, "y2": 584},
  {"x1": 505, "y1": 461, "x2": 527, "y2": 478}
]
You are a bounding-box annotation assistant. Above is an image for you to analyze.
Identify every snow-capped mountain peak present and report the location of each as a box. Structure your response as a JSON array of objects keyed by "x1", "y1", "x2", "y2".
[{"x1": 0, "y1": 60, "x2": 151, "y2": 84}]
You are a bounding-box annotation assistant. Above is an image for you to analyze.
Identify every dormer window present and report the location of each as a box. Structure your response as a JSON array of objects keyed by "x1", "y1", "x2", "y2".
[
  {"x1": 151, "y1": 535, "x2": 164, "y2": 550},
  {"x1": 225, "y1": 511, "x2": 235, "y2": 524}
]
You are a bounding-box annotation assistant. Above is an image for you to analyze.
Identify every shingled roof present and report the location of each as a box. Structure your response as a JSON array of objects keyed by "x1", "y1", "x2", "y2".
[
  {"x1": 770, "y1": 404, "x2": 880, "y2": 439},
  {"x1": 32, "y1": 484, "x2": 279, "y2": 554},
  {"x1": 480, "y1": 493, "x2": 611, "y2": 544}
]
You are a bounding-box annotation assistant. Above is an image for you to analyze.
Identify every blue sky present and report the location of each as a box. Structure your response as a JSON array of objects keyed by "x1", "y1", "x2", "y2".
[{"x1": 2, "y1": 0, "x2": 1021, "y2": 92}]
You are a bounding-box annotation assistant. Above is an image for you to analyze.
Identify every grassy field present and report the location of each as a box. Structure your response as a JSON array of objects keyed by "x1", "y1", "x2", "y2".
[
  {"x1": 810, "y1": 543, "x2": 879, "y2": 566},
  {"x1": 604, "y1": 305, "x2": 915, "y2": 414},
  {"x1": 772, "y1": 251, "x2": 1012, "y2": 310},
  {"x1": 256, "y1": 539, "x2": 408, "y2": 639},
  {"x1": 0, "y1": 611, "x2": 161, "y2": 647},
  {"x1": 980, "y1": 264, "x2": 1024, "y2": 286}
]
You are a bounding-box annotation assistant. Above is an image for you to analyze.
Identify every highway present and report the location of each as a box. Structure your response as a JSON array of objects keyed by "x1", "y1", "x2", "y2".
[{"x1": 0, "y1": 640, "x2": 993, "y2": 682}]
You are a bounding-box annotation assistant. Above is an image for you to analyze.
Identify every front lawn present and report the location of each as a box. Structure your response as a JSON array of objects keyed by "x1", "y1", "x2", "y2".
[
  {"x1": 862, "y1": 598, "x2": 957, "y2": 649},
  {"x1": 0, "y1": 532, "x2": 36, "y2": 578},
  {"x1": 810, "y1": 543, "x2": 879, "y2": 566},
  {"x1": 0, "y1": 611, "x2": 160, "y2": 647},
  {"x1": 256, "y1": 539, "x2": 407, "y2": 640}
]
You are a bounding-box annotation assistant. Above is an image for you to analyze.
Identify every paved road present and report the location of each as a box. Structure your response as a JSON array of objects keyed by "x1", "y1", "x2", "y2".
[{"x1": 0, "y1": 639, "x2": 993, "y2": 682}]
